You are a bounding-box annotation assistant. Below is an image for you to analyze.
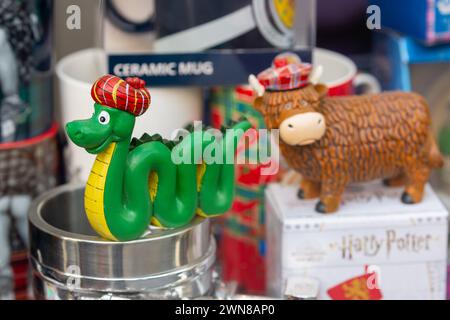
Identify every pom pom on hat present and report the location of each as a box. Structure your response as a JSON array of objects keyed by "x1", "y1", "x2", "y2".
[
  {"x1": 272, "y1": 52, "x2": 302, "y2": 68},
  {"x1": 257, "y1": 52, "x2": 311, "y2": 91},
  {"x1": 91, "y1": 75, "x2": 151, "y2": 116}
]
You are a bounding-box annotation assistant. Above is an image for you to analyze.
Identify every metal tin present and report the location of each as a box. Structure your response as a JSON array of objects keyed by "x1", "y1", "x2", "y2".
[{"x1": 29, "y1": 184, "x2": 215, "y2": 300}]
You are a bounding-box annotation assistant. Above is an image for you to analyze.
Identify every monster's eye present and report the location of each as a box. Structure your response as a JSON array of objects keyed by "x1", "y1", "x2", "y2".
[
  {"x1": 98, "y1": 111, "x2": 110, "y2": 125},
  {"x1": 300, "y1": 100, "x2": 308, "y2": 107}
]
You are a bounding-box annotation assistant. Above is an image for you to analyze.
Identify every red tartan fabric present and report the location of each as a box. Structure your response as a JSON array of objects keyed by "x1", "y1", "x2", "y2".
[
  {"x1": 257, "y1": 53, "x2": 311, "y2": 91},
  {"x1": 91, "y1": 75, "x2": 151, "y2": 116}
]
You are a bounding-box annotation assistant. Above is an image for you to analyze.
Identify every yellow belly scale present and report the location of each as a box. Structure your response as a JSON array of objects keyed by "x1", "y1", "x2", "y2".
[{"x1": 84, "y1": 143, "x2": 117, "y2": 240}]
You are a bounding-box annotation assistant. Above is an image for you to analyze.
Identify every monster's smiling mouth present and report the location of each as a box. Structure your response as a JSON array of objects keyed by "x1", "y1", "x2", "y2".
[{"x1": 86, "y1": 136, "x2": 114, "y2": 154}]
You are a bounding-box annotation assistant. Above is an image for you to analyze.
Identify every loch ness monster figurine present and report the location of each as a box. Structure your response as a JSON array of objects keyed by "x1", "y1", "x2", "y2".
[
  {"x1": 249, "y1": 53, "x2": 444, "y2": 214},
  {"x1": 66, "y1": 75, "x2": 251, "y2": 241}
]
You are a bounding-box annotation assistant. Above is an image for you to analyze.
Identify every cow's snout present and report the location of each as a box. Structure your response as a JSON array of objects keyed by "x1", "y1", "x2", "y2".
[{"x1": 279, "y1": 112, "x2": 326, "y2": 146}]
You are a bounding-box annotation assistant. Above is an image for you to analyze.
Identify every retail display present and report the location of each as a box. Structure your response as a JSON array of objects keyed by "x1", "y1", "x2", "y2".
[
  {"x1": 249, "y1": 53, "x2": 444, "y2": 213},
  {"x1": 66, "y1": 74, "x2": 251, "y2": 241},
  {"x1": 0, "y1": 0, "x2": 445, "y2": 303}
]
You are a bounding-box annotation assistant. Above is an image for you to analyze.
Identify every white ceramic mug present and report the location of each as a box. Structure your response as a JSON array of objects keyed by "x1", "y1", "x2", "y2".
[{"x1": 56, "y1": 48, "x2": 203, "y2": 182}]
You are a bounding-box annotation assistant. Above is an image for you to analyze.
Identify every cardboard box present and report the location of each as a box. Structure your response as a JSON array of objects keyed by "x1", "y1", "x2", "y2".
[{"x1": 266, "y1": 181, "x2": 449, "y2": 300}]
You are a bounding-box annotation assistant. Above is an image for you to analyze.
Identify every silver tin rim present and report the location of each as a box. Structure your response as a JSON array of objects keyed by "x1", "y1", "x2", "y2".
[{"x1": 29, "y1": 184, "x2": 214, "y2": 293}]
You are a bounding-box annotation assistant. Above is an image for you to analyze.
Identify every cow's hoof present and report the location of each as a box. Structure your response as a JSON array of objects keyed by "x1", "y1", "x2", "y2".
[
  {"x1": 315, "y1": 201, "x2": 327, "y2": 213},
  {"x1": 297, "y1": 189, "x2": 305, "y2": 199},
  {"x1": 401, "y1": 192, "x2": 415, "y2": 204}
]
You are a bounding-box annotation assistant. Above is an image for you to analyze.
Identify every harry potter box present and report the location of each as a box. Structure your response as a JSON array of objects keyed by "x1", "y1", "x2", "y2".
[{"x1": 265, "y1": 181, "x2": 449, "y2": 300}]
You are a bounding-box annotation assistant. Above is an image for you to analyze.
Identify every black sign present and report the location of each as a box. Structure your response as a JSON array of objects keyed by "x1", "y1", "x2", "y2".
[{"x1": 108, "y1": 50, "x2": 312, "y2": 87}]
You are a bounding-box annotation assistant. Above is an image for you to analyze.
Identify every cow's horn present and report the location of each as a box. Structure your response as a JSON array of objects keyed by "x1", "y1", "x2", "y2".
[
  {"x1": 309, "y1": 65, "x2": 323, "y2": 85},
  {"x1": 248, "y1": 74, "x2": 265, "y2": 97}
]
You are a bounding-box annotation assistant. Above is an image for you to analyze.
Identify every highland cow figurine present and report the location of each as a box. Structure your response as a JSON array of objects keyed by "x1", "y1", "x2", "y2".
[{"x1": 249, "y1": 53, "x2": 443, "y2": 213}]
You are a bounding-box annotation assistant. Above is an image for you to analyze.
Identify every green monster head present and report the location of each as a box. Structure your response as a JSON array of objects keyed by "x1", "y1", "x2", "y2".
[{"x1": 66, "y1": 103, "x2": 135, "y2": 154}]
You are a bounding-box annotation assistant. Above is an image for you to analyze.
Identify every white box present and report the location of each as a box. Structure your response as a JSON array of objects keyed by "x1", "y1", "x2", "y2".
[{"x1": 265, "y1": 181, "x2": 449, "y2": 300}]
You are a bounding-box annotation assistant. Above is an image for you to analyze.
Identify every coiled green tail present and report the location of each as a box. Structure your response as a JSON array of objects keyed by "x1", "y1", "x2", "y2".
[{"x1": 109, "y1": 120, "x2": 251, "y2": 239}]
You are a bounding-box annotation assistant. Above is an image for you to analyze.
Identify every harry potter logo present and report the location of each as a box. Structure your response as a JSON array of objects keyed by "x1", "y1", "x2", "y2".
[{"x1": 335, "y1": 230, "x2": 433, "y2": 260}]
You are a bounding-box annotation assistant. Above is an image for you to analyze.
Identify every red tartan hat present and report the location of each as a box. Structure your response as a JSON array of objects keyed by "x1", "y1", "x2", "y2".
[
  {"x1": 91, "y1": 75, "x2": 151, "y2": 116},
  {"x1": 257, "y1": 52, "x2": 311, "y2": 91}
]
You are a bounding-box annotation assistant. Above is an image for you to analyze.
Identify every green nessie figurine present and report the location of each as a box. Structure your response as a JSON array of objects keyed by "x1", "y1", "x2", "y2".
[{"x1": 66, "y1": 75, "x2": 251, "y2": 241}]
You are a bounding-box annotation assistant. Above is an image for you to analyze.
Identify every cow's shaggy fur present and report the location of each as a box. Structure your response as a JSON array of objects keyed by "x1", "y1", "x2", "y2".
[{"x1": 255, "y1": 85, "x2": 443, "y2": 213}]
